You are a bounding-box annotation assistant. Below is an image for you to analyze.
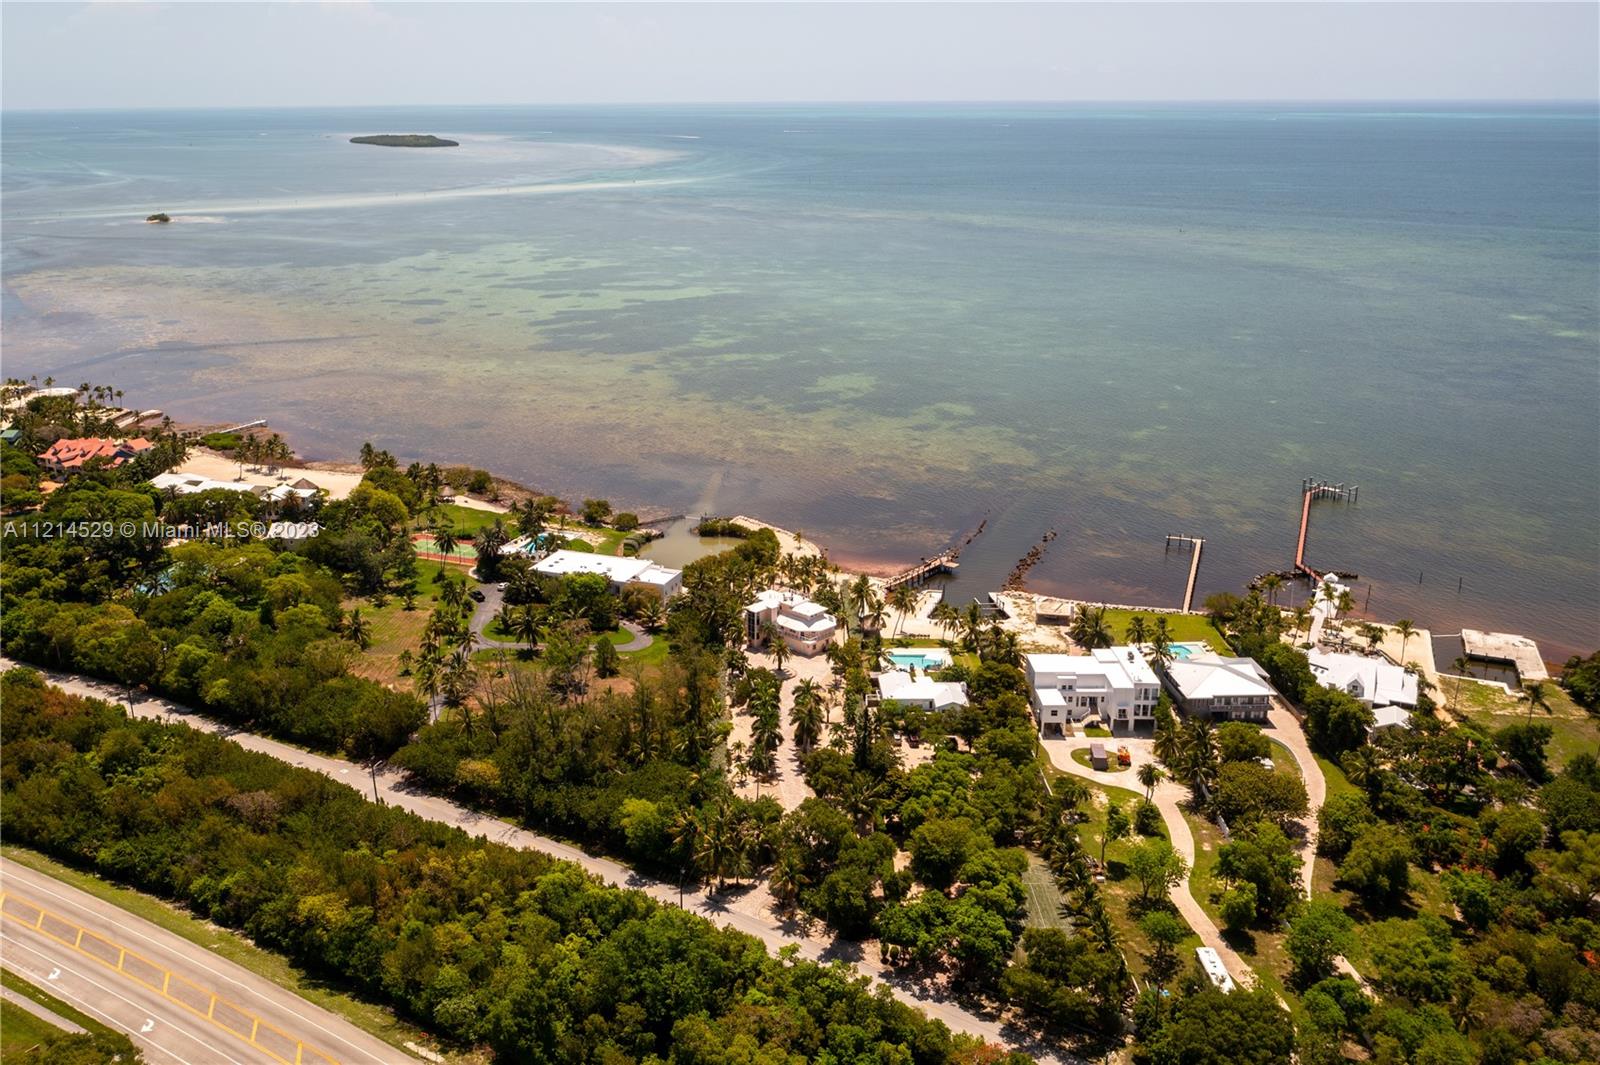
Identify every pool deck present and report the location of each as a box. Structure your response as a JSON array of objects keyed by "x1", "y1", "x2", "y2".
[{"x1": 1461, "y1": 629, "x2": 1549, "y2": 683}]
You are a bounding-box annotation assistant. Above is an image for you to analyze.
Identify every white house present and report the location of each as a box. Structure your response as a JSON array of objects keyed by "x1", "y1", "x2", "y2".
[
  {"x1": 876, "y1": 670, "x2": 969, "y2": 712},
  {"x1": 1023, "y1": 646, "x2": 1161, "y2": 736},
  {"x1": 1370, "y1": 705, "x2": 1414, "y2": 736},
  {"x1": 744, "y1": 590, "x2": 837, "y2": 657},
  {"x1": 531, "y1": 549, "x2": 683, "y2": 601},
  {"x1": 1308, "y1": 650, "x2": 1419, "y2": 709},
  {"x1": 1162, "y1": 652, "x2": 1274, "y2": 722}
]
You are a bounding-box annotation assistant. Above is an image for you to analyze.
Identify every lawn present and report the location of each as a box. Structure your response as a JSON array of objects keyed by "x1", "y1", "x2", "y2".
[
  {"x1": 1, "y1": 998, "x2": 63, "y2": 1058},
  {"x1": 1454, "y1": 679, "x2": 1598, "y2": 772},
  {"x1": 0, "y1": 847, "x2": 455, "y2": 1061},
  {"x1": 345, "y1": 560, "x2": 469, "y2": 688},
  {"x1": 1071, "y1": 747, "x2": 1130, "y2": 773},
  {"x1": 419, "y1": 502, "x2": 508, "y2": 537},
  {"x1": 1099, "y1": 609, "x2": 1230, "y2": 653}
]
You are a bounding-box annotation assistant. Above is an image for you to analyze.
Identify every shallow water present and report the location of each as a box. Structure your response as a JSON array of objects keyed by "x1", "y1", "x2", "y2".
[{"x1": 3, "y1": 104, "x2": 1596, "y2": 657}]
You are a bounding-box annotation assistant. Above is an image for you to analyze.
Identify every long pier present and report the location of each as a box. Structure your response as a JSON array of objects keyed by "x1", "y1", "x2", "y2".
[
  {"x1": 884, "y1": 549, "x2": 959, "y2": 590},
  {"x1": 1165, "y1": 534, "x2": 1205, "y2": 612},
  {"x1": 1295, "y1": 479, "x2": 1358, "y2": 581}
]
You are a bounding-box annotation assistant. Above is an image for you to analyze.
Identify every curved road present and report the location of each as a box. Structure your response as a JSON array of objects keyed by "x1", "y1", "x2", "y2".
[
  {"x1": 0, "y1": 856, "x2": 410, "y2": 1065},
  {"x1": 0, "y1": 659, "x2": 1077, "y2": 1065}
]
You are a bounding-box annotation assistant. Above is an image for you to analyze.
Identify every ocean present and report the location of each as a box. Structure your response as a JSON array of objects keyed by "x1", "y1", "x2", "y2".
[{"x1": 3, "y1": 104, "x2": 1596, "y2": 657}]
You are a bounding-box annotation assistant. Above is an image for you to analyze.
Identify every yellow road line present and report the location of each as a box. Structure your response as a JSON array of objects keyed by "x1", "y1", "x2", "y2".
[{"x1": 0, "y1": 890, "x2": 339, "y2": 1065}]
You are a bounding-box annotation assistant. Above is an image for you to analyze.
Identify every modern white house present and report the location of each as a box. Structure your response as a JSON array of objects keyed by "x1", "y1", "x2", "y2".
[
  {"x1": 875, "y1": 670, "x2": 969, "y2": 712},
  {"x1": 1308, "y1": 650, "x2": 1419, "y2": 710},
  {"x1": 1162, "y1": 652, "x2": 1274, "y2": 722},
  {"x1": 531, "y1": 549, "x2": 683, "y2": 601},
  {"x1": 1023, "y1": 646, "x2": 1161, "y2": 736},
  {"x1": 743, "y1": 590, "x2": 838, "y2": 657}
]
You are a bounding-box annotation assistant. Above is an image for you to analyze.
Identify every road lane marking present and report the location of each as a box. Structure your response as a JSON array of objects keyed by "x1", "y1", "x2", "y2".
[
  {"x1": 3, "y1": 863, "x2": 401, "y2": 1064},
  {"x1": 1, "y1": 891, "x2": 339, "y2": 1065},
  {"x1": 2, "y1": 933, "x2": 210, "y2": 1065}
]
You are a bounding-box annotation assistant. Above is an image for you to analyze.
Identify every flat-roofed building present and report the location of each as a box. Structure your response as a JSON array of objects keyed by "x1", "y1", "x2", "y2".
[
  {"x1": 531, "y1": 549, "x2": 683, "y2": 601},
  {"x1": 1023, "y1": 646, "x2": 1161, "y2": 736},
  {"x1": 744, "y1": 590, "x2": 838, "y2": 657}
]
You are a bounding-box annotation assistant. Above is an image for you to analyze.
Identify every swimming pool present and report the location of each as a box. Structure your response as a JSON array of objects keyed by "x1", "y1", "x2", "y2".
[
  {"x1": 1167, "y1": 642, "x2": 1210, "y2": 660},
  {"x1": 888, "y1": 650, "x2": 951, "y2": 671}
]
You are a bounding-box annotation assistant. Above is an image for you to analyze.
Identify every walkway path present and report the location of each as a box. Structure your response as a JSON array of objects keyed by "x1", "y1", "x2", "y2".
[
  {"x1": 0, "y1": 659, "x2": 1078, "y2": 1065},
  {"x1": 1039, "y1": 734, "x2": 1256, "y2": 992}
]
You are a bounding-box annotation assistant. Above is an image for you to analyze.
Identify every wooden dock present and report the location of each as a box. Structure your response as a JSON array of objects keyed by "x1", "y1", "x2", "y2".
[
  {"x1": 884, "y1": 549, "x2": 959, "y2": 590},
  {"x1": 1164, "y1": 534, "x2": 1205, "y2": 612},
  {"x1": 1295, "y1": 479, "x2": 1358, "y2": 581}
]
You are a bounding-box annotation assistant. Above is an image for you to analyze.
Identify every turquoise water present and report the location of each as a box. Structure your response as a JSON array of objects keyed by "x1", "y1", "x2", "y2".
[
  {"x1": 889, "y1": 651, "x2": 951, "y2": 671},
  {"x1": 3, "y1": 104, "x2": 1595, "y2": 655}
]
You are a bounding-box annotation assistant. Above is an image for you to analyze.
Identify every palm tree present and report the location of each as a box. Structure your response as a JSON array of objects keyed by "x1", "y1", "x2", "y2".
[
  {"x1": 1292, "y1": 606, "x2": 1311, "y2": 642},
  {"x1": 931, "y1": 600, "x2": 960, "y2": 646},
  {"x1": 511, "y1": 605, "x2": 542, "y2": 654},
  {"x1": 1154, "y1": 720, "x2": 1182, "y2": 770},
  {"x1": 1394, "y1": 619, "x2": 1417, "y2": 662},
  {"x1": 1126, "y1": 614, "x2": 1150, "y2": 650},
  {"x1": 961, "y1": 602, "x2": 985, "y2": 653},
  {"x1": 1260, "y1": 572, "x2": 1283, "y2": 608},
  {"x1": 638, "y1": 599, "x2": 665, "y2": 633},
  {"x1": 1525, "y1": 680, "x2": 1551, "y2": 722},
  {"x1": 413, "y1": 657, "x2": 441, "y2": 721},
  {"x1": 1147, "y1": 616, "x2": 1175, "y2": 672},
  {"x1": 861, "y1": 592, "x2": 887, "y2": 636},
  {"x1": 762, "y1": 620, "x2": 791, "y2": 676},
  {"x1": 887, "y1": 583, "x2": 919, "y2": 636},
  {"x1": 1070, "y1": 605, "x2": 1113, "y2": 649},
  {"x1": 769, "y1": 850, "x2": 808, "y2": 908},
  {"x1": 1451, "y1": 655, "x2": 1471, "y2": 705},
  {"x1": 344, "y1": 608, "x2": 372, "y2": 650},
  {"x1": 1336, "y1": 588, "x2": 1355, "y2": 620},
  {"x1": 791, "y1": 679, "x2": 825, "y2": 752},
  {"x1": 432, "y1": 521, "x2": 459, "y2": 562},
  {"x1": 1137, "y1": 761, "x2": 1164, "y2": 801}
]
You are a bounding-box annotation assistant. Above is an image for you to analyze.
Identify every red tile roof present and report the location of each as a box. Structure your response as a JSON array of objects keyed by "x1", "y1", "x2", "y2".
[{"x1": 40, "y1": 437, "x2": 152, "y2": 470}]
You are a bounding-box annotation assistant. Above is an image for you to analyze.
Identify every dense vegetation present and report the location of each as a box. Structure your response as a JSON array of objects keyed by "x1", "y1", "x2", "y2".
[{"x1": 2, "y1": 669, "x2": 1009, "y2": 1064}]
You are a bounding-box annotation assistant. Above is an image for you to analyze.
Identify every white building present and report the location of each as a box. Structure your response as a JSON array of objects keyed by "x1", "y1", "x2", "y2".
[
  {"x1": 149, "y1": 473, "x2": 319, "y2": 508},
  {"x1": 744, "y1": 590, "x2": 837, "y2": 657},
  {"x1": 1024, "y1": 646, "x2": 1161, "y2": 736},
  {"x1": 1308, "y1": 650, "x2": 1419, "y2": 710},
  {"x1": 531, "y1": 549, "x2": 683, "y2": 600},
  {"x1": 1162, "y1": 652, "x2": 1274, "y2": 722},
  {"x1": 876, "y1": 670, "x2": 969, "y2": 712},
  {"x1": 1370, "y1": 705, "x2": 1414, "y2": 736}
]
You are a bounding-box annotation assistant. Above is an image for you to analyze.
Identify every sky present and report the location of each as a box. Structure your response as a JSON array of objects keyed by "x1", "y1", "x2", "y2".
[{"x1": 2, "y1": 2, "x2": 1596, "y2": 110}]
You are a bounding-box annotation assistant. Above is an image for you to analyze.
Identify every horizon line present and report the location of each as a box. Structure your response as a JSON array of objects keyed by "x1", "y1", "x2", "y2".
[{"x1": 4, "y1": 97, "x2": 1598, "y2": 115}]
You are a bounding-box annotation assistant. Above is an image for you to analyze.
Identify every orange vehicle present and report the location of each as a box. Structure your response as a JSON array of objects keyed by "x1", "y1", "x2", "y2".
[{"x1": 1116, "y1": 746, "x2": 1132, "y2": 766}]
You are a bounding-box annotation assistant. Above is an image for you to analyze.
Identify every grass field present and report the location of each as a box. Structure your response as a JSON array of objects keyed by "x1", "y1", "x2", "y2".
[
  {"x1": 1, "y1": 998, "x2": 63, "y2": 1058},
  {"x1": 346, "y1": 561, "x2": 469, "y2": 687},
  {"x1": 419, "y1": 502, "x2": 507, "y2": 537},
  {"x1": 1454, "y1": 679, "x2": 1597, "y2": 772},
  {"x1": 1099, "y1": 609, "x2": 1231, "y2": 653},
  {"x1": 0, "y1": 847, "x2": 455, "y2": 1060},
  {"x1": 1071, "y1": 747, "x2": 1130, "y2": 773}
]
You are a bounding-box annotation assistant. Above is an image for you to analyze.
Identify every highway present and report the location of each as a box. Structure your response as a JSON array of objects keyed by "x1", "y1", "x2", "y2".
[{"x1": 0, "y1": 856, "x2": 414, "y2": 1065}]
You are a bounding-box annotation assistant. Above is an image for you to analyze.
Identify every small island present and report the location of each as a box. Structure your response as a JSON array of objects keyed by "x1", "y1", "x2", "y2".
[
  {"x1": 349, "y1": 134, "x2": 458, "y2": 148},
  {"x1": 145, "y1": 213, "x2": 171, "y2": 223}
]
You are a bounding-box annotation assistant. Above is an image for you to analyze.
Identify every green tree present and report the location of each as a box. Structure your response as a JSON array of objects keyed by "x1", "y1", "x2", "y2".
[
  {"x1": 1337, "y1": 823, "x2": 1413, "y2": 904},
  {"x1": 1219, "y1": 883, "x2": 1258, "y2": 931},
  {"x1": 1127, "y1": 838, "x2": 1188, "y2": 902},
  {"x1": 1494, "y1": 720, "x2": 1553, "y2": 782},
  {"x1": 1137, "y1": 761, "x2": 1164, "y2": 801},
  {"x1": 1216, "y1": 822, "x2": 1301, "y2": 920},
  {"x1": 594, "y1": 634, "x2": 621, "y2": 678},
  {"x1": 1284, "y1": 900, "x2": 1356, "y2": 986},
  {"x1": 1148, "y1": 988, "x2": 1295, "y2": 1065},
  {"x1": 1138, "y1": 909, "x2": 1189, "y2": 983},
  {"x1": 1101, "y1": 802, "x2": 1131, "y2": 868}
]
